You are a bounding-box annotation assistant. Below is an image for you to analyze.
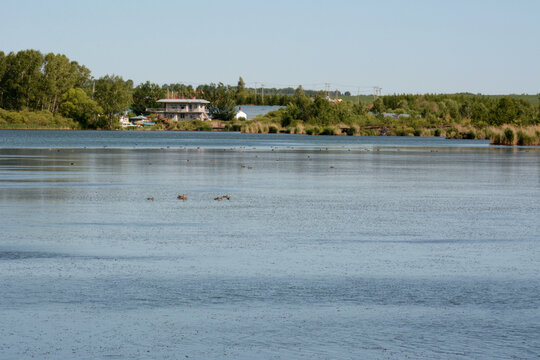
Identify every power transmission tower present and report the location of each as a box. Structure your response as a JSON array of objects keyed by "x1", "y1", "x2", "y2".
[{"x1": 325, "y1": 83, "x2": 331, "y2": 98}]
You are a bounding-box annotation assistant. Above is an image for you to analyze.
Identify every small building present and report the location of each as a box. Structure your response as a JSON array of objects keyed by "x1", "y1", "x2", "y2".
[
  {"x1": 234, "y1": 107, "x2": 247, "y2": 120},
  {"x1": 147, "y1": 99, "x2": 211, "y2": 121},
  {"x1": 128, "y1": 115, "x2": 155, "y2": 127},
  {"x1": 119, "y1": 114, "x2": 131, "y2": 127},
  {"x1": 130, "y1": 115, "x2": 148, "y2": 122}
]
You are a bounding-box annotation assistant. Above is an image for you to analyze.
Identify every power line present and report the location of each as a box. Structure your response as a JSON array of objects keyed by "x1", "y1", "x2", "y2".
[{"x1": 324, "y1": 83, "x2": 331, "y2": 98}]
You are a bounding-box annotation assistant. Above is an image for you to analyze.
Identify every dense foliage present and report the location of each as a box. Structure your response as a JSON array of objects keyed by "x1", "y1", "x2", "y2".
[
  {"x1": 235, "y1": 87, "x2": 540, "y2": 145},
  {"x1": 0, "y1": 108, "x2": 79, "y2": 129},
  {"x1": 259, "y1": 88, "x2": 540, "y2": 129},
  {"x1": 378, "y1": 94, "x2": 539, "y2": 126},
  {"x1": 0, "y1": 50, "x2": 132, "y2": 129}
]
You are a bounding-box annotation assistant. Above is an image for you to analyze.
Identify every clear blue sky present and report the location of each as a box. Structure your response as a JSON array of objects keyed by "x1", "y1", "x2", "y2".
[{"x1": 1, "y1": 0, "x2": 539, "y2": 94}]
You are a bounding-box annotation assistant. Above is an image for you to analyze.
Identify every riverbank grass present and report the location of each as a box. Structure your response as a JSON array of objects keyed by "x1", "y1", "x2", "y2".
[{"x1": 0, "y1": 109, "x2": 79, "y2": 129}]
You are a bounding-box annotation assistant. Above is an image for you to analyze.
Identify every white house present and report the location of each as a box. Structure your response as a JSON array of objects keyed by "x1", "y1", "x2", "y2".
[
  {"x1": 119, "y1": 114, "x2": 131, "y2": 127},
  {"x1": 146, "y1": 98, "x2": 211, "y2": 121},
  {"x1": 234, "y1": 107, "x2": 247, "y2": 120}
]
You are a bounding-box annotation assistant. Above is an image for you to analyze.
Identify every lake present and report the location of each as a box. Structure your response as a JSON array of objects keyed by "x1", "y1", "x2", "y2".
[
  {"x1": 235, "y1": 105, "x2": 283, "y2": 119},
  {"x1": 1, "y1": 130, "x2": 539, "y2": 359}
]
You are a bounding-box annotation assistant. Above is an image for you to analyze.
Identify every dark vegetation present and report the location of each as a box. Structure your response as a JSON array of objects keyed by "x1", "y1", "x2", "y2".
[
  {"x1": 0, "y1": 50, "x2": 131, "y2": 129},
  {"x1": 235, "y1": 88, "x2": 540, "y2": 145}
]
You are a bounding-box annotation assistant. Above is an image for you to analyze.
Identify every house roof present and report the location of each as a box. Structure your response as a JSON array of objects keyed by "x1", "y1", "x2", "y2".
[{"x1": 157, "y1": 99, "x2": 210, "y2": 104}]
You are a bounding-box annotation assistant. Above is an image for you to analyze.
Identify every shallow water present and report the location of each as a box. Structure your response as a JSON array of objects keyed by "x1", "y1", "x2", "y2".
[
  {"x1": 0, "y1": 131, "x2": 539, "y2": 359},
  {"x1": 0, "y1": 129, "x2": 492, "y2": 149}
]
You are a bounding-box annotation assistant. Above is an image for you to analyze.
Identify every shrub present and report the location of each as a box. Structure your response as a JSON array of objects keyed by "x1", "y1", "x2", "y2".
[
  {"x1": 321, "y1": 127, "x2": 335, "y2": 135},
  {"x1": 491, "y1": 133, "x2": 502, "y2": 145},
  {"x1": 196, "y1": 122, "x2": 213, "y2": 131},
  {"x1": 446, "y1": 127, "x2": 458, "y2": 138},
  {"x1": 504, "y1": 128, "x2": 515, "y2": 144},
  {"x1": 517, "y1": 130, "x2": 534, "y2": 145},
  {"x1": 464, "y1": 130, "x2": 476, "y2": 139},
  {"x1": 268, "y1": 125, "x2": 278, "y2": 133}
]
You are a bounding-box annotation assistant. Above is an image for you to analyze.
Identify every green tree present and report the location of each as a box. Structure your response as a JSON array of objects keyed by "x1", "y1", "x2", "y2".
[
  {"x1": 132, "y1": 81, "x2": 165, "y2": 115},
  {"x1": 236, "y1": 76, "x2": 247, "y2": 104},
  {"x1": 371, "y1": 97, "x2": 385, "y2": 113},
  {"x1": 237, "y1": 76, "x2": 245, "y2": 93},
  {"x1": 59, "y1": 88, "x2": 102, "y2": 128},
  {"x1": 94, "y1": 75, "x2": 132, "y2": 128},
  {"x1": 41, "y1": 53, "x2": 91, "y2": 113},
  {"x1": 281, "y1": 86, "x2": 313, "y2": 125},
  {"x1": 0, "y1": 50, "x2": 44, "y2": 110},
  {"x1": 207, "y1": 83, "x2": 236, "y2": 120}
]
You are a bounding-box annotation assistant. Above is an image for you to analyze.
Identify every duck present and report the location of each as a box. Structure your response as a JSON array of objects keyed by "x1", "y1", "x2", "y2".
[{"x1": 214, "y1": 195, "x2": 231, "y2": 201}]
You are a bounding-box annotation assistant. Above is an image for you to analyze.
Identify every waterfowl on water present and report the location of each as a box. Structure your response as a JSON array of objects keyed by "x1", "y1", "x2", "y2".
[
  {"x1": 177, "y1": 194, "x2": 187, "y2": 201},
  {"x1": 214, "y1": 195, "x2": 231, "y2": 201}
]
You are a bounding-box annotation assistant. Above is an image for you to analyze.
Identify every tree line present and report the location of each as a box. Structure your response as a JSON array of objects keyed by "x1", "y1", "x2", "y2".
[
  {"x1": 0, "y1": 50, "x2": 132, "y2": 128},
  {"x1": 1, "y1": 49, "x2": 538, "y2": 128},
  {"x1": 274, "y1": 88, "x2": 540, "y2": 128},
  {"x1": 0, "y1": 47, "x2": 292, "y2": 127},
  {"x1": 374, "y1": 93, "x2": 539, "y2": 126}
]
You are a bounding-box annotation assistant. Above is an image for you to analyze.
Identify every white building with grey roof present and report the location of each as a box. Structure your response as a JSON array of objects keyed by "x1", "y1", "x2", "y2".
[{"x1": 147, "y1": 98, "x2": 211, "y2": 121}]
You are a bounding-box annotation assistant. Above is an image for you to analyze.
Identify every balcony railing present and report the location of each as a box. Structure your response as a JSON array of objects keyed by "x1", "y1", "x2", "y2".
[{"x1": 146, "y1": 108, "x2": 206, "y2": 113}]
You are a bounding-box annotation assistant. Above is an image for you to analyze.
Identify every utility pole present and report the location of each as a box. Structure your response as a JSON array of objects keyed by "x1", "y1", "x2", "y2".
[
  {"x1": 357, "y1": 88, "x2": 361, "y2": 104},
  {"x1": 261, "y1": 84, "x2": 264, "y2": 102}
]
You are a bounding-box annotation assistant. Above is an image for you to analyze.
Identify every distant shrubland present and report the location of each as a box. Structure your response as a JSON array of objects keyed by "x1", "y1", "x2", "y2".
[{"x1": 227, "y1": 87, "x2": 540, "y2": 145}]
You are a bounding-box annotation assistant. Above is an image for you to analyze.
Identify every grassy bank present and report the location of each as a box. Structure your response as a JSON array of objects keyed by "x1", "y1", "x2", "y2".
[
  {"x1": 214, "y1": 111, "x2": 540, "y2": 146},
  {"x1": 2, "y1": 108, "x2": 539, "y2": 146},
  {"x1": 226, "y1": 91, "x2": 540, "y2": 145},
  {"x1": 0, "y1": 109, "x2": 79, "y2": 129}
]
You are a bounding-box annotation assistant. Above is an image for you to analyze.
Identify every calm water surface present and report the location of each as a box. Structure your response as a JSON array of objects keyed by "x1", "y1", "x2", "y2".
[
  {"x1": 1, "y1": 131, "x2": 539, "y2": 359},
  {"x1": 235, "y1": 105, "x2": 283, "y2": 119}
]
